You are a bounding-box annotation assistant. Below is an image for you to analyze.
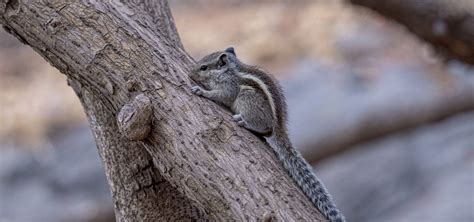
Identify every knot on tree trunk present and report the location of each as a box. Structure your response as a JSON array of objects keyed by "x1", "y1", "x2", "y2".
[{"x1": 117, "y1": 94, "x2": 153, "y2": 141}]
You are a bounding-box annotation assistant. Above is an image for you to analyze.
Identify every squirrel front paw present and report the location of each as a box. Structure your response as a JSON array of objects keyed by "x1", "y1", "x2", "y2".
[{"x1": 191, "y1": 86, "x2": 204, "y2": 96}]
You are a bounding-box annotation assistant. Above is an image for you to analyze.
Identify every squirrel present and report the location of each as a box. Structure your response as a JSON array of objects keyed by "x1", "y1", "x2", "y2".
[{"x1": 189, "y1": 47, "x2": 345, "y2": 222}]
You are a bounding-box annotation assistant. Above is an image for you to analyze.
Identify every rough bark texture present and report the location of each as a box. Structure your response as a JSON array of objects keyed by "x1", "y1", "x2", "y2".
[
  {"x1": 349, "y1": 0, "x2": 474, "y2": 64},
  {"x1": 75, "y1": 87, "x2": 206, "y2": 221},
  {"x1": 0, "y1": 0, "x2": 326, "y2": 221}
]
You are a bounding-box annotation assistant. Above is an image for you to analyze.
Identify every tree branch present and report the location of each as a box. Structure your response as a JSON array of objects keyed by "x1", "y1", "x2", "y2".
[
  {"x1": 349, "y1": 0, "x2": 474, "y2": 64},
  {"x1": 0, "y1": 0, "x2": 326, "y2": 220},
  {"x1": 302, "y1": 86, "x2": 474, "y2": 163}
]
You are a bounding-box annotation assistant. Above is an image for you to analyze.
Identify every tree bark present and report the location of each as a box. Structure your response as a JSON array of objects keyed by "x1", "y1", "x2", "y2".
[
  {"x1": 76, "y1": 88, "x2": 206, "y2": 221},
  {"x1": 349, "y1": 0, "x2": 474, "y2": 64},
  {"x1": 0, "y1": 0, "x2": 326, "y2": 221}
]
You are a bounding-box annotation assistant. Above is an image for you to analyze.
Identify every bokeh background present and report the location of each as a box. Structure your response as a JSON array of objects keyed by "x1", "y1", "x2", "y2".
[{"x1": 1, "y1": 1, "x2": 473, "y2": 221}]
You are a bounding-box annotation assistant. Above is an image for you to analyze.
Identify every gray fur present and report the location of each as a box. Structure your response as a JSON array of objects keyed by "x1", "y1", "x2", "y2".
[{"x1": 189, "y1": 48, "x2": 345, "y2": 222}]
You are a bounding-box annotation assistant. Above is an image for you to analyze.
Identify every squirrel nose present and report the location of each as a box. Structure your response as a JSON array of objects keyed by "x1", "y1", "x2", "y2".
[
  {"x1": 186, "y1": 64, "x2": 196, "y2": 74},
  {"x1": 188, "y1": 68, "x2": 197, "y2": 77}
]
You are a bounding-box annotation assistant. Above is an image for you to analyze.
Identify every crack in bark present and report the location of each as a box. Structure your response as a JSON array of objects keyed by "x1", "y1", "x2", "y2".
[{"x1": 4, "y1": 0, "x2": 19, "y2": 16}]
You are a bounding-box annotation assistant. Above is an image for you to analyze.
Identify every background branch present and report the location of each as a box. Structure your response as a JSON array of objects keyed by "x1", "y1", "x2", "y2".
[{"x1": 349, "y1": 0, "x2": 474, "y2": 64}]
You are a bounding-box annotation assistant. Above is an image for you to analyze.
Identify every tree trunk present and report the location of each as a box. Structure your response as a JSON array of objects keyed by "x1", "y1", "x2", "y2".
[
  {"x1": 349, "y1": 0, "x2": 474, "y2": 64},
  {"x1": 0, "y1": 0, "x2": 326, "y2": 221}
]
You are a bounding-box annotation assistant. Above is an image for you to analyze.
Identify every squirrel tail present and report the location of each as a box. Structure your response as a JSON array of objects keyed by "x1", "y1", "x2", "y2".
[{"x1": 266, "y1": 129, "x2": 345, "y2": 222}]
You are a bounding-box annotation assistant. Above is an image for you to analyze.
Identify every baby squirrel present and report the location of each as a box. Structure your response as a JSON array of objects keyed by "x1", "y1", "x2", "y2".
[{"x1": 190, "y1": 47, "x2": 344, "y2": 222}]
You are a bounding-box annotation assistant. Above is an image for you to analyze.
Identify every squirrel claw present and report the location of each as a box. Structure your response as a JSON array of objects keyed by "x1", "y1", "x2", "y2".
[
  {"x1": 233, "y1": 114, "x2": 243, "y2": 121},
  {"x1": 237, "y1": 120, "x2": 246, "y2": 127},
  {"x1": 233, "y1": 114, "x2": 246, "y2": 126},
  {"x1": 191, "y1": 86, "x2": 203, "y2": 96}
]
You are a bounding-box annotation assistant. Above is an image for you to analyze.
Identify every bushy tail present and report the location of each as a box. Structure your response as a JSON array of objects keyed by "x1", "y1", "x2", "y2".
[{"x1": 266, "y1": 130, "x2": 345, "y2": 222}]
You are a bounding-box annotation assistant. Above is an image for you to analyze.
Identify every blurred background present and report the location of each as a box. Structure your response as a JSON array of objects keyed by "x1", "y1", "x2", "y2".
[{"x1": 1, "y1": 1, "x2": 473, "y2": 221}]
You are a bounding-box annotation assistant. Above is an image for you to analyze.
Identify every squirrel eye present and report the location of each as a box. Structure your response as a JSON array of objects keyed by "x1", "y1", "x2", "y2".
[{"x1": 200, "y1": 65, "x2": 208, "y2": 71}]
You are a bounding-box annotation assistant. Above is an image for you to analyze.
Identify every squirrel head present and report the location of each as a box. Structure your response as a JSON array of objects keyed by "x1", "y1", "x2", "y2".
[{"x1": 190, "y1": 47, "x2": 239, "y2": 88}]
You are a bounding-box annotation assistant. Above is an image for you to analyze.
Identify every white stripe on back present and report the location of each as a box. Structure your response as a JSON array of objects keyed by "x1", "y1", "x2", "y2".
[{"x1": 239, "y1": 72, "x2": 277, "y2": 123}]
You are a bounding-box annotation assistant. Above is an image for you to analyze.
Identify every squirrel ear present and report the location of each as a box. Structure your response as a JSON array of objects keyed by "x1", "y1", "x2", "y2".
[
  {"x1": 225, "y1": 47, "x2": 236, "y2": 56},
  {"x1": 218, "y1": 53, "x2": 228, "y2": 67}
]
